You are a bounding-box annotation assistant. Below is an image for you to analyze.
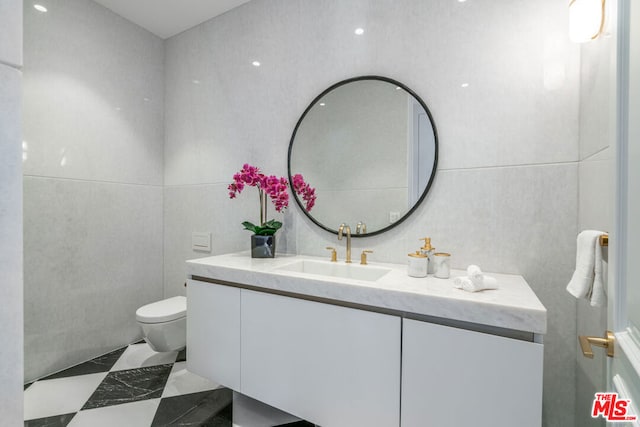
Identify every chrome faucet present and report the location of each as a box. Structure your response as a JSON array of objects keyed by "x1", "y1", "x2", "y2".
[{"x1": 338, "y1": 223, "x2": 352, "y2": 263}]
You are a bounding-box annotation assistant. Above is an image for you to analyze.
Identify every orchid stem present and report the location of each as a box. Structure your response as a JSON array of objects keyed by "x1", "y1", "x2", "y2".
[{"x1": 259, "y1": 189, "x2": 267, "y2": 226}]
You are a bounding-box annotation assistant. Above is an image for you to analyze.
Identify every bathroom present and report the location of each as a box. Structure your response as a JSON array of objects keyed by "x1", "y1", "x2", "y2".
[{"x1": 1, "y1": 0, "x2": 639, "y2": 425}]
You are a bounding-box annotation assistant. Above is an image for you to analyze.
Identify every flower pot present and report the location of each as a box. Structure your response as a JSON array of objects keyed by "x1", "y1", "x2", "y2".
[{"x1": 251, "y1": 234, "x2": 276, "y2": 258}]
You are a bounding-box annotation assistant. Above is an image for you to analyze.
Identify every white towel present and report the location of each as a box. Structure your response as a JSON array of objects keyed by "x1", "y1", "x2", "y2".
[
  {"x1": 566, "y1": 230, "x2": 606, "y2": 307},
  {"x1": 467, "y1": 265, "x2": 483, "y2": 282},
  {"x1": 454, "y1": 268, "x2": 498, "y2": 292},
  {"x1": 590, "y1": 239, "x2": 606, "y2": 307}
]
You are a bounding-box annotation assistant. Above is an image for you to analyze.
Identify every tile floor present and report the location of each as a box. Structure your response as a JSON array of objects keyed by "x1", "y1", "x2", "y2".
[{"x1": 24, "y1": 342, "x2": 315, "y2": 427}]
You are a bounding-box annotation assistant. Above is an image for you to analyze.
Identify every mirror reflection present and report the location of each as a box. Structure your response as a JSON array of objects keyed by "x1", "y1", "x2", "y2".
[{"x1": 288, "y1": 76, "x2": 438, "y2": 236}]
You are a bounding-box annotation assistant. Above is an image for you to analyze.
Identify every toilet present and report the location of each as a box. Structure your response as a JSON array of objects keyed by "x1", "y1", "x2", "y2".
[{"x1": 136, "y1": 296, "x2": 187, "y2": 352}]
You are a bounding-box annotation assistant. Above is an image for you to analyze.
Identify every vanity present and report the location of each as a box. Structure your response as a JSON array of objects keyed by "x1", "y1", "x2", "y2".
[{"x1": 186, "y1": 253, "x2": 546, "y2": 427}]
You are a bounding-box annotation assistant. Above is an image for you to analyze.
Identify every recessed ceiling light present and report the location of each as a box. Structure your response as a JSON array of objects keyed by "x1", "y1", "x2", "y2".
[
  {"x1": 458, "y1": 0, "x2": 467, "y2": 3},
  {"x1": 319, "y1": 102, "x2": 326, "y2": 106},
  {"x1": 252, "y1": 61, "x2": 261, "y2": 67},
  {"x1": 354, "y1": 28, "x2": 364, "y2": 35},
  {"x1": 461, "y1": 83, "x2": 469, "y2": 88},
  {"x1": 192, "y1": 79, "x2": 201, "y2": 84},
  {"x1": 34, "y1": 4, "x2": 47, "y2": 12}
]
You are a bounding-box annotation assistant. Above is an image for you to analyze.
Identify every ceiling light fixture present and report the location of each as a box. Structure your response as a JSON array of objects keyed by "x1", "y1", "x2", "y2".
[
  {"x1": 252, "y1": 61, "x2": 261, "y2": 67},
  {"x1": 354, "y1": 28, "x2": 364, "y2": 35},
  {"x1": 569, "y1": 0, "x2": 606, "y2": 43},
  {"x1": 461, "y1": 83, "x2": 469, "y2": 88},
  {"x1": 34, "y1": 4, "x2": 47, "y2": 12}
]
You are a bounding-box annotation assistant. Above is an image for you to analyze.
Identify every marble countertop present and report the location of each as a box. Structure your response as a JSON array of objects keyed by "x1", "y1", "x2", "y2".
[{"x1": 187, "y1": 252, "x2": 547, "y2": 334}]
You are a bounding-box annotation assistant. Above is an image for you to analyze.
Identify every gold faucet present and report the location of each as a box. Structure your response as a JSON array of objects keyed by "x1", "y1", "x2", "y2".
[
  {"x1": 338, "y1": 223, "x2": 352, "y2": 263},
  {"x1": 356, "y1": 222, "x2": 367, "y2": 235}
]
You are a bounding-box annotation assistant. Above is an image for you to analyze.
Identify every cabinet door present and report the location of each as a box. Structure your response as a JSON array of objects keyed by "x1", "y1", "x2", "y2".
[
  {"x1": 401, "y1": 319, "x2": 543, "y2": 427},
  {"x1": 241, "y1": 290, "x2": 401, "y2": 427},
  {"x1": 186, "y1": 279, "x2": 241, "y2": 390}
]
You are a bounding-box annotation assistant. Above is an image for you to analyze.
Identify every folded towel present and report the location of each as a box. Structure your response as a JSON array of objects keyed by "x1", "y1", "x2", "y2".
[
  {"x1": 454, "y1": 275, "x2": 498, "y2": 292},
  {"x1": 566, "y1": 230, "x2": 606, "y2": 307}
]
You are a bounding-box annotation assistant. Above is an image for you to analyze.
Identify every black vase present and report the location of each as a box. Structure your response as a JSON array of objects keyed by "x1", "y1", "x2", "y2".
[{"x1": 251, "y1": 234, "x2": 276, "y2": 258}]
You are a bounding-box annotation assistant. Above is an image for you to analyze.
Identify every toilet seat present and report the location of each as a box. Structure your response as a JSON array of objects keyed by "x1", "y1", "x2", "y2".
[{"x1": 136, "y1": 296, "x2": 186, "y2": 324}]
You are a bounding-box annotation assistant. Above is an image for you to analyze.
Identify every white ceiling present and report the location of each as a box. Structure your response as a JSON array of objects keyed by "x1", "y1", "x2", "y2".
[{"x1": 92, "y1": 0, "x2": 252, "y2": 39}]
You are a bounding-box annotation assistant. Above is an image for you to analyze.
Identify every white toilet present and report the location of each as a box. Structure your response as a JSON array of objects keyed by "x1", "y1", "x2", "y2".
[{"x1": 135, "y1": 296, "x2": 187, "y2": 352}]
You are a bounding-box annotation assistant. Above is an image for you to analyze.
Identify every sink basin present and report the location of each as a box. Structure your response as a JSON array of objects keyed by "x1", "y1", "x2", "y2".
[{"x1": 275, "y1": 260, "x2": 391, "y2": 282}]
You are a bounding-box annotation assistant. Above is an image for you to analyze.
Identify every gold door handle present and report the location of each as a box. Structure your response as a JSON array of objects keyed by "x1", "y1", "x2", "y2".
[{"x1": 579, "y1": 331, "x2": 615, "y2": 359}]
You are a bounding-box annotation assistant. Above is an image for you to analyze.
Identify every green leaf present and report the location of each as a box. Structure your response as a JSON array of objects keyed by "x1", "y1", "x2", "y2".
[
  {"x1": 263, "y1": 219, "x2": 283, "y2": 230},
  {"x1": 242, "y1": 219, "x2": 282, "y2": 235},
  {"x1": 241, "y1": 221, "x2": 259, "y2": 234},
  {"x1": 255, "y1": 227, "x2": 276, "y2": 236}
]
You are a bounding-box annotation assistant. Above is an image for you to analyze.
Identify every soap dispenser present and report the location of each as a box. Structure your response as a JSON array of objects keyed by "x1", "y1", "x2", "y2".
[{"x1": 419, "y1": 237, "x2": 436, "y2": 274}]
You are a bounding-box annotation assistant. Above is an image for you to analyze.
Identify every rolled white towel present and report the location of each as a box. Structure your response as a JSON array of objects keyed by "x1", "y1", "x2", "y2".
[
  {"x1": 453, "y1": 276, "x2": 473, "y2": 290},
  {"x1": 467, "y1": 265, "x2": 483, "y2": 282},
  {"x1": 454, "y1": 275, "x2": 498, "y2": 292}
]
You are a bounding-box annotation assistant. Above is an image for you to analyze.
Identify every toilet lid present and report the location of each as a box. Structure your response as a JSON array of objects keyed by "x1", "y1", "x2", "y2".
[{"x1": 136, "y1": 296, "x2": 186, "y2": 323}]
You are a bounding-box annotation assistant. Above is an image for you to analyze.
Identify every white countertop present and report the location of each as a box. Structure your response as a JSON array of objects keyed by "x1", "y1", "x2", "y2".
[{"x1": 187, "y1": 252, "x2": 547, "y2": 334}]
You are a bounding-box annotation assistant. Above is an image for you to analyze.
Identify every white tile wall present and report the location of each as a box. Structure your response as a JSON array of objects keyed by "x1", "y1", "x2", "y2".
[
  {"x1": 164, "y1": 1, "x2": 581, "y2": 425},
  {"x1": 575, "y1": 28, "x2": 616, "y2": 426},
  {"x1": 163, "y1": 184, "x2": 254, "y2": 298},
  {"x1": 579, "y1": 31, "x2": 617, "y2": 161},
  {"x1": 575, "y1": 154, "x2": 612, "y2": 427},
  {"x1": 22, "y1": 0, "x2": 165, "y2": 382},
  {"x1": 574, "y1": 8, "x2": 617, "y2": 423},
  {"x1": 0, "y1": 0, "x2": 23, "y2": 67},
  {"x1": 0, "y1": 62, "x2": 23, "y2": 426},
  {"x1": 23, "y1": 177, "x2": 164, "y2": 381},
  {"x1": 23, "y1": 0, "x2": 164, "y2": 185}
]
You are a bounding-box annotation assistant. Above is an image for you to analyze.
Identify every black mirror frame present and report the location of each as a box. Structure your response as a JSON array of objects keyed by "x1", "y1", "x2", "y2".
[{"x1": 287, "y1": 75, "x2": 439, "y2": 237}]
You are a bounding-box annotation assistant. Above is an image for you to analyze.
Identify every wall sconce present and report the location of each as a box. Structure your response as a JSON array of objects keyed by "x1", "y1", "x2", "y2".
[{"x1": 569, "y1": 0, "x2": 606, "y2": 43}]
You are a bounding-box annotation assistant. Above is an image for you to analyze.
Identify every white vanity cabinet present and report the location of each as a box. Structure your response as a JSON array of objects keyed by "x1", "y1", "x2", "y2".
[
  {"x1": 186, "y1": 280, "x2": 241, "y2": 390},
  {"x1": 401, "y1": 319, "x2": 543, "y2": 427},
  {"x1": 240, "y1": 290, "x2": 401, "y2": 427},
  {"x1": 185, "y1": 253, "x2": 546, "y2": 427}
]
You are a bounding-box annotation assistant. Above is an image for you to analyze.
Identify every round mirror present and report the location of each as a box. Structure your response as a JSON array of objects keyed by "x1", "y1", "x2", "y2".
[{"x1": 288, "y1": 76, "x2": 438, "y2": 237}]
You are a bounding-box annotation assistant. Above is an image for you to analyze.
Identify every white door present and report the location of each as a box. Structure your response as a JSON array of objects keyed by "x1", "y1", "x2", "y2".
[{"x1": 607, "y1": 0, "x2": 640, "y2": 423}]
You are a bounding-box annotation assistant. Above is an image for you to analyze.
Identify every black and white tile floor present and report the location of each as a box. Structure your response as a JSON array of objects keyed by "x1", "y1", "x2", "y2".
[{"x1": 24, "y1": 342, "x2": 315, "y2": 427}]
